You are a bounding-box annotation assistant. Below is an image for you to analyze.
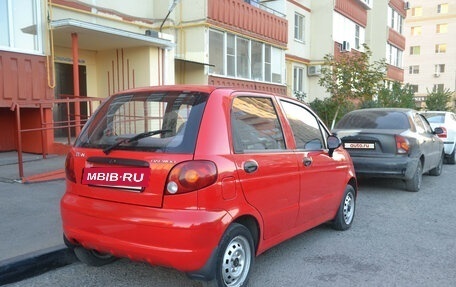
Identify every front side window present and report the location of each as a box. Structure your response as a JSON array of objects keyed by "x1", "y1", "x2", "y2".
[
  {"x1": 0, "y1": 0, "x2": 42, "y2": 53},
  {"x1": 231, "y1": 96, "x2": 285, "y2": 153},
  {"x1": 75, "y1": 91, "x2": 208, "y2": 154},
  {"x1": 280, "y1": 101, "x2": 325, "y2": 150}
]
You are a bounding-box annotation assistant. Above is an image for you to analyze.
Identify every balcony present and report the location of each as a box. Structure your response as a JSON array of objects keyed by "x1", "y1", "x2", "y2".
[{"x1": 208, "y1": 0, "x2": 288, "y2": 46}]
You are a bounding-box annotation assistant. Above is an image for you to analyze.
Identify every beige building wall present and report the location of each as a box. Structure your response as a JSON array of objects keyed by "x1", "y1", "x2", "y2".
[{"x1": 404, "y1": 0, "x2": 456, "y2": 108}]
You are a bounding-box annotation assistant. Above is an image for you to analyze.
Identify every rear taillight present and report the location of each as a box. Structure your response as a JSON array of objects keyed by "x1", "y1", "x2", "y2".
[
  {"x1": 65, "y1": 153, "x2": 76, "y2": 183},
  {"x1": 166, "y1": 161, "x2": 217, "y2": 195},
  {"x1": 395, "y1": 135, "x2": 410, "y2": 154},
  {"x1": 437, "y1": 127, "x2": 447, "y2": 139}
]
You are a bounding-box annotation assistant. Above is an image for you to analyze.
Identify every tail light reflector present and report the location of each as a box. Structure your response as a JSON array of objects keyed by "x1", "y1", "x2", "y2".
[
  {"x1": 395, "y1": 135, "x2": 410, "y2": 154},
  {"x1": 166, "y1": 161, "x2": 217, "y2": 195},
  {"x1": 65, "y1": 153, "x2": 76, "y2": 183}
]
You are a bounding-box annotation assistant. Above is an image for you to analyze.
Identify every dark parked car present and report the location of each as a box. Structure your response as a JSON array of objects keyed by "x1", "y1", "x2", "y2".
[
  {"x1": 332, "y1": 108, "x2": 444, "y2": 192},
  {"x1": 61, "y1": 85, "x2": 357, "y2": 287}
]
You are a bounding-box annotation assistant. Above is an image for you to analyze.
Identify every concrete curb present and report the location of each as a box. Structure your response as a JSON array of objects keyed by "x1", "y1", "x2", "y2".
[{"x1": 0, "y1": 245, "x2": 77, "y2": 286}]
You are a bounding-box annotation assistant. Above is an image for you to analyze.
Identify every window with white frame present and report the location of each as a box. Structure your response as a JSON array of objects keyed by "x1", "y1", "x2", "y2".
[
  {"x1": 208, "y1": 29, "x2": 284, "y2": 84},
  {"x1": 0, "y1": 0, "x2": 42, "y2": 53},
  {"x1": 386, "y1": 44, "x2": 403, "y2": 68},
  {"x1": 437, "y1": 3, "x2": 448, "y2": 13},
  {"x1": 388, "y1": 6, "x2": 404, "y2": 34},
  {"x1": 410, "y1": 85, "x2": 418, "y2": 93},
  {"x1": 294, "y1": 13, "x2": 305, "y2": 42},
  {"x1": 436, "y1": 24, "x2": 448, "y2": 33},
  {"x1": 411, "y1": 26, "x2": 422, "y2": 36},
  {"x1": 293, "y1": 66, "x2": 304, "y2": 95},
  {"x1": 333, "y1": 12, "x2": 365, "y2": 51},
  {"x1": 410, "y1": 46, "x2": 420, "y2": 55},
  {"x1": 409, "y1": 65, "x2": 419, "y2": 74},
  {"x1": 435, "y1": 64, "x2": 445, "y2": 73},
  {"x1": 433, "y1": 84, "x2": 444, "y2": 92},
  {"x1": 435, "y1": 44, "x2": 446, "y2": 53}
]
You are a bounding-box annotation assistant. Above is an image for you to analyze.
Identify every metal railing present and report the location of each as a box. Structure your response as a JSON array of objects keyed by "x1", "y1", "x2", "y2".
[{"x1": 11, "y1": 96, "x2": 103, "y2": 179}]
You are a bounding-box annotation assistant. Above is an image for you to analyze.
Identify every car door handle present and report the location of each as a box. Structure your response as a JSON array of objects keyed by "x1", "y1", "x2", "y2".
[
  {"x1": 243, "y1": 160, "x2": 258, "y2": 173},
  {"x1": 303, "y1": 157, "x2": 313, "y2": 167}
]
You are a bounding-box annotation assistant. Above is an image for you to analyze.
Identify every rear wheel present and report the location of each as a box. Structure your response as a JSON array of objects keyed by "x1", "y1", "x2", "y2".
[
  {"x1": 332, "y1": 185, "x2": 356, "y2": 231},
  {"x1": 206, "y1": 223, "x2": 254, "y2": 287},
  {"x1": 405, "y1": 160, "x2": 422, "y2": 192},
  {"x1": 448, "y1": 147, "x2": 456, "y2": 165},
  {"x1": 429, "y1": 152, "x2": 444, "y2": 176},
  {"x1": 74, "y1": 247, "x2": 117, "y2": 266}
]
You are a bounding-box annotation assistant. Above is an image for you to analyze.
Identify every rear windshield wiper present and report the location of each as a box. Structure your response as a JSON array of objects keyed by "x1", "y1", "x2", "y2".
[{"x1": 103, "y1": 129, "x2": 171, "y2": 155}]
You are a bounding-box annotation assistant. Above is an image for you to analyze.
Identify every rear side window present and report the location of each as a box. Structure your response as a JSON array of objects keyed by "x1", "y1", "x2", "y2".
[
  {"x1": 280, "y1": 100, "x2": 326, "y2": 150},
  {"x1": 423, "y1": 113, "x2": 445, "y2": 124},
  {"x1": 335, "y1": 110, "x2": 410, "y2": 129},
  {"x1": 75, "y1": 91, "x2": 208, "y2": 153},
  {"x1": 231, "y1": 96, "x2": 285, "y2": 153}
]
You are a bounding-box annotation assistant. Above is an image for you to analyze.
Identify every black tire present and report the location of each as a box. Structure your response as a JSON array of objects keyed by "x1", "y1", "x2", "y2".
[
  {"x1": 332, "y1": 185, "x2": 356, "y2": 231},
  {"x1": 74, "y1": 247, "x2": 117, "y2": 267},
  {"x1": 429, "y1": 152, "x2": 444, "y2": 176},
  {"x1": 208, "y1": 223, "x2": 255, "y2": 287},
  {"x1": 448, "y1": 147, "x2": 456, "y2": 165},
  {"x1": 405, "y1": 160, "x2": 422, "y2": 192}
]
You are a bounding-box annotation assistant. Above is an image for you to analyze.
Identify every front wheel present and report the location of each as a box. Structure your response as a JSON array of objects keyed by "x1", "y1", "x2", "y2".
[
  {"x1": 332, "y1": 185, "x2": 356, "y2": 231},
  {"x1": 207, "y1": 223, "x2": 254, "y2": 287},
  {"x1": 74, "y1": 247, "x2": 117, "y2": 267}
]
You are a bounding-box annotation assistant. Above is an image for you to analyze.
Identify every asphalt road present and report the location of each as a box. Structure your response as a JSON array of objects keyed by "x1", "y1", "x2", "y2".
[{"x1": 6, "y1": 164, "x2": 456, "y2": 287}]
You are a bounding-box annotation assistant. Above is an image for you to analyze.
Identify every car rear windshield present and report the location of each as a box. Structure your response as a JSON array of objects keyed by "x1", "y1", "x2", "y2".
[
  {"x1": 335, "y1": 110, "x2": 410, "y2": 129},
  {"x1": 75, "y1": 91, "x2": 209, "y2": 153},
  {"x1": 422, "y1": 113, "x2": 445, "y2": 124}
]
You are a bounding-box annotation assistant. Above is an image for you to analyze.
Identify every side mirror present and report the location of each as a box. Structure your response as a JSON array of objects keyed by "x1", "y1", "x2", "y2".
[
  {"x1": 327, "y1": 135, "x2": 342, "y2": 157},
  {"x1": 433, "y1": 127, "x2": 444, "y2": 135}
]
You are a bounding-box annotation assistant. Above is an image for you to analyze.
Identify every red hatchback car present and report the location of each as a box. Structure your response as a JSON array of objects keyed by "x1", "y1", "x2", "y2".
[{"x1": 61, "y1": 85, "x2": 357, "y2": 287}]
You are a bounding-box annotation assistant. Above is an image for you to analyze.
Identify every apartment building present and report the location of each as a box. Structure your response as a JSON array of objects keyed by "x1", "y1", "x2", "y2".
[
  {"x1": 0, "y1": 0, "x2": 175, "y2": 154},
  {"x1": 404, "y1": 0, "x2": 456, "y2": 108}
]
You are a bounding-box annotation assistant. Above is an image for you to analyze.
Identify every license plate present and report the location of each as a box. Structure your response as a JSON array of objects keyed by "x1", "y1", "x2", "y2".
[
  {"x1": 344, "y1": 142, "x2": 375, "y2": 149},
  {"x1": 82, "y1": 167, "x2": 150, "y2": 190}
]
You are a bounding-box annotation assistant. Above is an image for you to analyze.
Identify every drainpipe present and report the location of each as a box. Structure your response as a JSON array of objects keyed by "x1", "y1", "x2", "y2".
[{"x1": 72, "y1": 32, "x2": 81, "y2": 135}]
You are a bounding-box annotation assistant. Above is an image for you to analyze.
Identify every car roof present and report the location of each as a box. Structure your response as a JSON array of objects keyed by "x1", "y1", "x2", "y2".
[{"x1": 348, "y1": 108, "x2": 417, "y2": 114}]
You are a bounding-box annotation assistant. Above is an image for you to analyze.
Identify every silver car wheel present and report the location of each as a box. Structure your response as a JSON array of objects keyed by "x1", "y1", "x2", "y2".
[
  {"x1": 343, "y1": 191, "x2": 355, "y2": 224},
  {"x1": 222, "y1": 235, "x2": 252, "y2": 287}
]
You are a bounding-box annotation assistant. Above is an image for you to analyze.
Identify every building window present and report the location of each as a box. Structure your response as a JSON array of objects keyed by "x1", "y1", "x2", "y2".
[
  {"x1": 411, "y1": 26, "x2": 422, "y2": 36},
  {"x1": 409, "y1": 65, "x2": 420, "y2": 74},
  {"x1": 0, "y1": 0, "x2": 42, "y2": 53},
  {"x1": 294, "y1": 13, "x2": 305, "y2": 42},
  {"x1": 410, "y1": 85, "x2": 419, "y2": 93},
  {"x1": 435, "y1": 64, "x2": 445, "y2": 73},
  {"x1": 433, "y1": 84, "x2": 444, "y2": 92},
  {"x1": 436, "y1": 24, "x2": 448, "y2": 33},
  {"x1": 333, "y1": 13, "x2": 365, "y2": 51},
  {"x1": 386, "y1": 44, "x2": 403, "y2": 68},
  {"x1": 355, "y1": 25, "x2": 360, "y2": 49},
  {"x1": 410, "y1": 46, "x2": 420, "y2": 55},
  {"x1": 435, "y1": 44, "x2": 447, "y2": 53},
  {"x1": 437, "y1": 3, "x2": 448, "y2": 13},
  {"x1": 293, "y1": 66, "x2": 304, "y2": 95},
  {"x1": 388, "y1": 6, "x2": 404, "y2": 34},
  {"x1": 411, "y1": 7, "x2": 422, "y2": 16},
  {"x1": 209, "y1": 29, "x2": 284, "y2": 84}
]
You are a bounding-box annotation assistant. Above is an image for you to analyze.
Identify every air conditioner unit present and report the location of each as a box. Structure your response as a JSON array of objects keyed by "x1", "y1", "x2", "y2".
[
  {"x1": 341, "y1": 41, "x2": 351, "y2": 52},
  {"x1": 404, "y1": 1, "x2": 410, "y2": 10},
  {"x1": 434, "y1": 73, "x2": 440, "y2": 77},
  {"x1": 308, "y1": 65, "x2": 322, "y2": 76}
]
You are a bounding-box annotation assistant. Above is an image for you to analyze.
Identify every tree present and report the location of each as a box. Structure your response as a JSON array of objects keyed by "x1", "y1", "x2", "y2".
[
  {"x1": 309, "y1": 97, "x2": 355, "y2": 128},
  {"x1": 376, "y1": 81, "x2": 416, "y2": 109},
  {"x1": 318, "y1": 44, "x2": 387, "y2": 128},
  {"x1": 425, "y1": 88, "x2": 453, "y2": 111}
]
